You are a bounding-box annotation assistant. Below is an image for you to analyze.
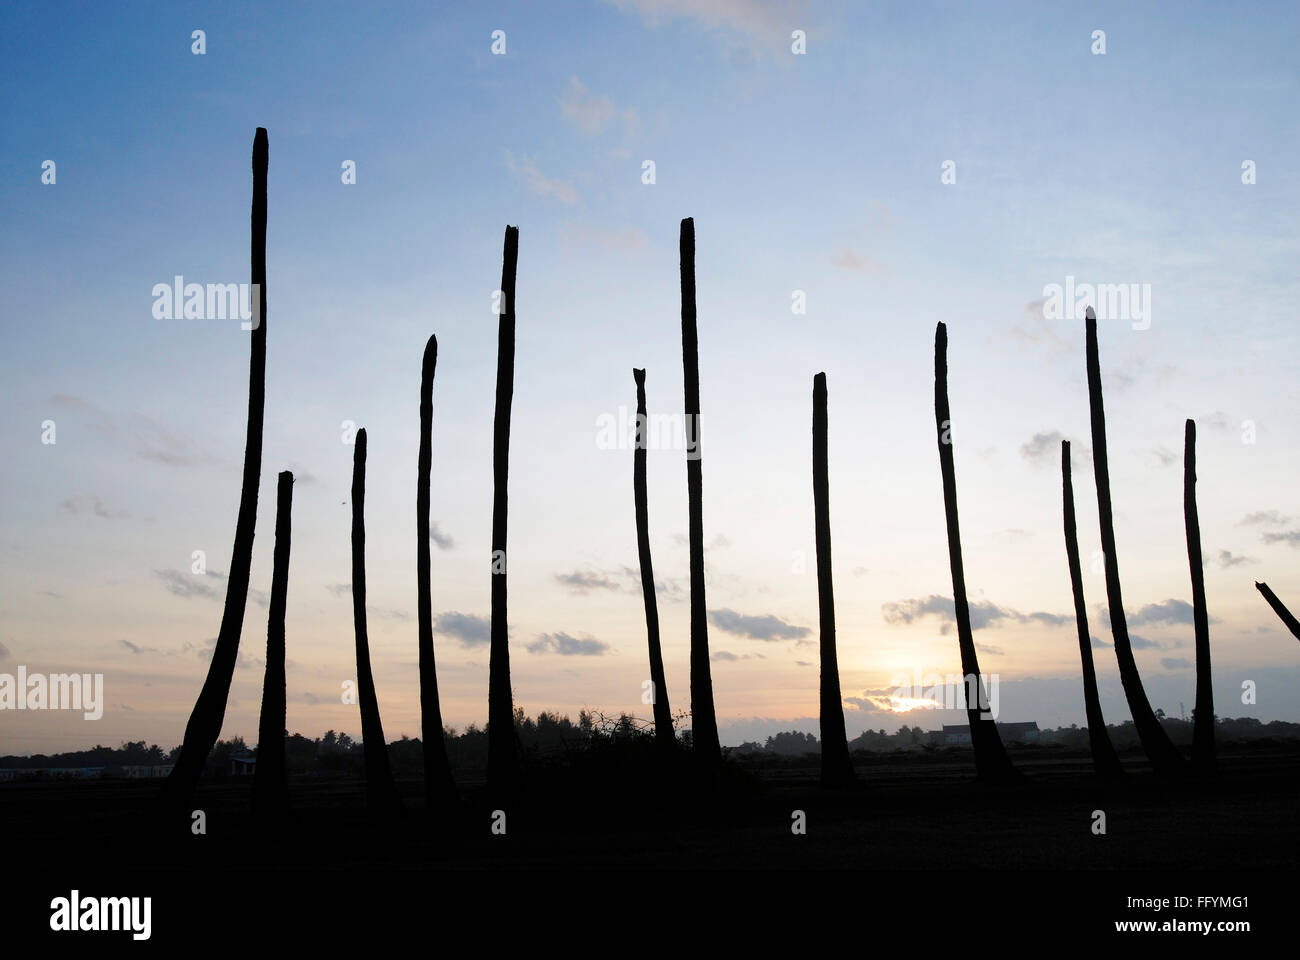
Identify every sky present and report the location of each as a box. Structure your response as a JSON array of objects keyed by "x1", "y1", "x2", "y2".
[{"x1": 2, "y1": 0, "x2": 1299, "y2": 755}]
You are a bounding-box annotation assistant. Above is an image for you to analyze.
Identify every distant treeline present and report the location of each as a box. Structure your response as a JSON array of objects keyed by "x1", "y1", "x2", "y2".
[
  {"x1": 736, "y1": 716, "x2": 1300, "y2": 757},
  {"x1": 5, "y1": 713, "x2": 1299, "y2": 773}
]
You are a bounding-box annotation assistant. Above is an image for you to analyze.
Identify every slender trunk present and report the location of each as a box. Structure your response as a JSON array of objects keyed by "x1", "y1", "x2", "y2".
[
  {"x1": 680, "y1": 217, "x2": 721, "y2": 771},
  {"x1": 1255, "y1": 581, "x2": 1300, "y2": 641},
  {"x1": 933, "y1": 323, "x2": 1017, "y2": 781},
  {"x1": 1061, "y1": 442, "x2": 1124, "y2": 777},
  {"x1": 253, "y1": 470, "x2": 293, "y2": 821},
  {"x1": 1085, "y1": 313, "x2": 1185, "y2": 775},
  {"x1": 158, "y1": 127, "x2": 269, "y2": 819},
  {"x1": 813, "y1": 373, "x2": 855, "y2": 786},
  {"x1": 417, "y1": 334, "x2": 458, "y2": 810},
  {"x1": 1184, "y1": 420, "x2": 1217, "y2": 774},
  {"x1": 352, "y1": 429, "x2": 403, "y2": 816},
  {"x1": 487, "y1": 226, "x2": 519, "y2": 793},
  {"x1": 633, "y1": 367, "x2": 675, "y2": 751}
]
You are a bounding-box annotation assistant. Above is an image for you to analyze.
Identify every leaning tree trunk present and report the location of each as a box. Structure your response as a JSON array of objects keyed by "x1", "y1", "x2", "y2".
[
  {"x1": 417, "y1": 334, "x2": 458, "y2": 810},
  {"x1": 158, "y1": 127, "x2": 269, "y2": 820},
  {"x1": 487, "y1": 226, "x2": 520, "y2": 793},
  {"x1": 933, "y1": 323, "x2": 1016, "y2": 781},
  {"x1": 351, "y1": 429, "x2": 403, "y2": 816},
  {"x1": 1184, "y1": 420, "x2": 1217, "y2": 774},
  {"x1": 253, "y1": 470, "x2": 293, "y2": 822},
  {"x1": 1255, "y1": 581, "x2": 1300, "y2": 641},
  {"x1": 1061, "y1": 442, "x2": 1124, "y2": 777},
  {"x1": 679, "y1": 217, "x2": 721, "y2": 771},
  {"x1": 1085, "y1": 312, "x2": 1184, "y2": 775},
  {"x1": 633, "y1": 367, "x2": 675, "y2": 751},
  {"x1": 813, "y1": 373, "x2": 855, "y2": 786}
]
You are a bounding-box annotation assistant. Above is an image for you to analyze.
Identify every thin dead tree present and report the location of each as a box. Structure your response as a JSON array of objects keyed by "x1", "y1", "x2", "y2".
[
  {"x1": 1061, "y1": 442, "x2": 1123, "y2": 777},
  {"x1": 1255, "y1": 581, "x2": 1300, "y2": 641},
  {"x1": 488, "y1": 226, "x2": 520, "y2": 793},
  {"x1": 1085, "y1": 311, "x2": 1185, "y2": 775},
  {"x1": 933, "y1": 323, "x2": 1017, "y2": 781},
  {"x1": 417, "y1": 334, "x2": 458, "y2": 810},
  {"x1": 1184, "y1": 420, "x2": 1216, "y2": 774},
  {"x1": 680, "y1": 217, "x2": 721, "y2": 771},
  {"x1": 633, "y1": 367, "x2": 675, "y2": 751},
  {"x1": 813, "y1": 372, "x2": 855, "y2": 786},
  {"x1": 352, "y1": 429, "x2": 403, "y2": 816},
  {"x1": 253, "y1": 470, "x2": 293, "y2": 822},
  {"x1": 158, "y1": 127, "x2": 269, "y2": 820}
]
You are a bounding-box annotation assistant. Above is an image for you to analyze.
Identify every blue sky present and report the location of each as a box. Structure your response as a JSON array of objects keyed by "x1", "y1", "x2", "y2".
[{"x1": 2, "y1": 0, "x2": 1299, "y2": 754}]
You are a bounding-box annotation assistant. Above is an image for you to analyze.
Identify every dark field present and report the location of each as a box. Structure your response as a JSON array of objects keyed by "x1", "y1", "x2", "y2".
[{"x1": 6, "y1": 744, "x2": 1297, "y2": 871}]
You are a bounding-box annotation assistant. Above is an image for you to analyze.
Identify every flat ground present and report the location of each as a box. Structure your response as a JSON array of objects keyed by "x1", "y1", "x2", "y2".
[{"x1": 5, "y1": 744, "x2": 1297, "y2": 871}]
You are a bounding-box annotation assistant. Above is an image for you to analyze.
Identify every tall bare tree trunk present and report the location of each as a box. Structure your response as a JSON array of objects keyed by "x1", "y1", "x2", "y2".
[
  {"x1": 352, "y1": 429, "x2": 403, "y2": 816},
  {"x1": 252, "y1": 470, "x2": 292, "y2": 822},
  {"x1": 488, "y1": 226, "x2": 520, "y2": 793},
  {"x1": 679, "y1": 217, "x2": 721, "y2": 771},
  {"x1": 813, "y1": 373, "x2": 855, "y2": 786},
  {"x1": 1255, "y1": 581, "x2": 1300, "y2": 641},
  {"x1": 1184, "y1": 420, "x2": 1217, "y2": 774},
  {"x1": 1085, "y1": 313, "x2": 1184, "y2": 775},
  {"x1": 253, "y1": 470, "x2": 293, "y2": 821},
  {"x1": 633, "y1": 367, "x2": 675, "y2": 751},
  {"x1": 417, "y1": 334, "x2": 458, "y2": 810},
  {"x1": 1061, "y1": 442, "x2": 1123, "y2": 777},
  {"x1": 158, "y1": 127, "x2": 269, "y2": 820},
  {"x1": 933, "y1": 323, "x2": 1017, "y2": 781}
]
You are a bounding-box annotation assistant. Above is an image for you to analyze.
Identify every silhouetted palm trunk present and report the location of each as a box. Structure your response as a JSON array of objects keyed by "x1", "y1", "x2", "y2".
[
  {"x1": 1061, "y1": 442, "x2": 1123, "y2": 777},
  {"x1": 417, "y1": 334, "x2": 458, "y2": 810},
  {"x1": 1085, "y1": 314, "x2": 1185, "y2": 775},
  {"x1": 1184, "y1": 420, "x2": 1216, "y2": 774},
  {"x1": 351, "y1": 429, "x2": 403, "y2": 816},
  {"x1": 933, "y1": 323, "x2": 1016, "y2": 781},
  {"x1": 488, "y1": 226, "x2": 520, "y2": 793},
  {"x1": 1255, "y1": 581, "x2": 1300, "y2": 641},
  {"x1": 680, "y1": 217, "x2": 721, "y2": 771},
  {"x1": 813, "y1": 373, "x2": 855, "y2": 786},
  {"x1": 633, "y1": 367, "x2": 675, "y2": 751},
  {"x1": 158, "y1": 127, "x2": 269, "y2": 820},
  {"x1": 253, "y1": 470, "x2": 293, "y2": 821}
]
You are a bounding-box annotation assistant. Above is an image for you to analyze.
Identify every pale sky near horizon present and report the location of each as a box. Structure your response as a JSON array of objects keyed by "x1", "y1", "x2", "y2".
[{"x1": 2, "y1": 0, "x2": 1299, "y2": 755}]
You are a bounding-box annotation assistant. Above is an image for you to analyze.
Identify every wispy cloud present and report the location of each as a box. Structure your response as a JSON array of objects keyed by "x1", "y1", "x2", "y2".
[
  {"x1": 433, "y1": 611, "x2": 490, "y2": 648},
  {"x1": 429, "y1": 522, "x2": 455, "y2": 550},
  {"x1": 881, "y1": 595, "x2": 1068, "y2": 633},
  {"x1": 1261, "y1": 530, "x2": 1300, "y2": 547},
  {"x1": 831, "y1": 246, "x2": 883, "y2": 275},
  {"x1": 154, "y1": 568, "x2": 219, "y2": 601},
  {"x1": 708, "y1": 608, "x2": 810, "y2": 641},
  {"x1": 601, "y1": 0, "x2": 810, "y2": 61},
  {"x1": 1241, "y1": 510, "x2": 1289, "y2": 526},
  {"x1": 59, "y1": 495, "x2": 129, "y2": 519},
  {"x1": 555, "y1": 569, "x2": 623, "y2": 594},
  {"x1": 526, "y1": 632, "x2": 610, "y2": 656},
  {"x1": 1019, "y1": 430, "x2": 1065, "y2": 465},
  {"x1": 560, "y1": 77, "x2": 615, "y2": 135},
  {"x1": 504, "y1": 151, "x2": 578, "y2": 205},
  {"x1": 1215, "y1": 549, "x2": 1257, "y2": 568},
  {"x1": 1116, "y1": 598, "x2": 1204, "y2": 627}
]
